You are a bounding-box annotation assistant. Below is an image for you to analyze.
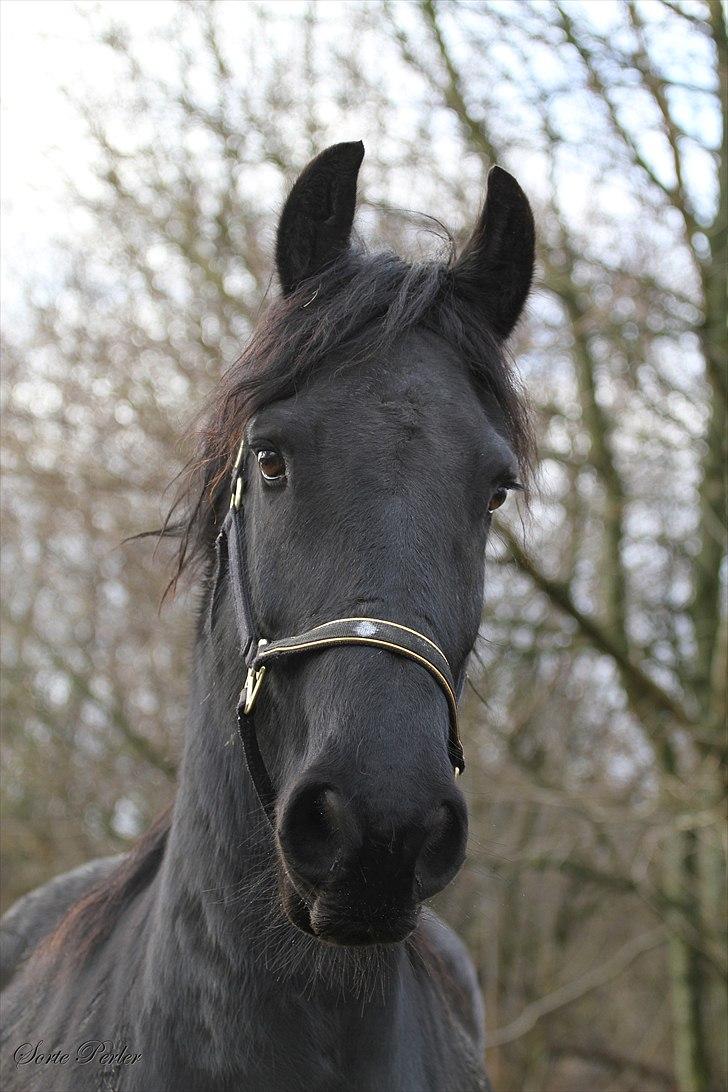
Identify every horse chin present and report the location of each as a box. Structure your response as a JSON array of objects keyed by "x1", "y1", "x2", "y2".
[{"x1": 278, "y1": 872, "x2": 419, "y2": 947}]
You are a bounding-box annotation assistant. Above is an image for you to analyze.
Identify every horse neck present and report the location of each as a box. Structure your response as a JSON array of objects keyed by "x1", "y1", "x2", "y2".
[{"x1": 149, "y1": 620, "x2": 274, "y2": 959}]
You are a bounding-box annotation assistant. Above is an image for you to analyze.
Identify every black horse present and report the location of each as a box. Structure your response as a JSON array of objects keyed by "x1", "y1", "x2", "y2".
[{"x1": 1, "y1": 142, "x2": 535, "y2": 1092}]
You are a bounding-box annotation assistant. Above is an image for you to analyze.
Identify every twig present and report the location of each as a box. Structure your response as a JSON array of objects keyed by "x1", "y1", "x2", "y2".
[{"x1": 486, "y1": 927, "x2": 666, "y2": 1046}]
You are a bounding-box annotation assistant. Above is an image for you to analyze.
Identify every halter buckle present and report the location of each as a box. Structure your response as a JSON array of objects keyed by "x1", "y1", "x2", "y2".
[{"x1": 242, "y1": 664, "x2": 267, "y2": 715}]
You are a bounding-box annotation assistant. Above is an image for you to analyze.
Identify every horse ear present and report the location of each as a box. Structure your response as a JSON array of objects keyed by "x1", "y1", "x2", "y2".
[
  {"x1": 275, "y1": 141, "x2": 365, "y2": 295},
  {"x1": 453, "y1": 166, "x2": 535, "y2": 339}
]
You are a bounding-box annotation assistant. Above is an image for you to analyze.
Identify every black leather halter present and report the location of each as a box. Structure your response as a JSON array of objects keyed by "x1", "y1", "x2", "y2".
[{"x1": 213, "y1": 439, "x2": 466, "y2": 827}]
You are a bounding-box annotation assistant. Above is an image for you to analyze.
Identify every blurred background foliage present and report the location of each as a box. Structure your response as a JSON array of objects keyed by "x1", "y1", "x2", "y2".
[{"x1": 1, "y1": 2, "x2": 725, "y2": 1090}]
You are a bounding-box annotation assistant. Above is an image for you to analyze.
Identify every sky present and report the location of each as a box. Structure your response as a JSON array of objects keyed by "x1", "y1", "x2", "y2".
[
  {"x1": 1, "y1": 3, "x2": 163, "y2": 310},
  {"x1": 0, "y1": 0, "x2": 717, "y2": 326},
  {"x1": 0, "y1": 1, "x2": 345, "y2": 318}
]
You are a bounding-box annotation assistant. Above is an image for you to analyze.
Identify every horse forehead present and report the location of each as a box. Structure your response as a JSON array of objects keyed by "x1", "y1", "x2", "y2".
[
  {"x1": 345, "y1": 372, "x2": 440, "y2": 428},
  {"x1": 318, "y1": 335, "x2": 475, "y2": 432}
]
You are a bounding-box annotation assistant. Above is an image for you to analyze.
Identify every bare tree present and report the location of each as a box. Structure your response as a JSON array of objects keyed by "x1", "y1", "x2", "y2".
[{"x1": 2, "y1": 3, "x2": 724, "y2": 1089}]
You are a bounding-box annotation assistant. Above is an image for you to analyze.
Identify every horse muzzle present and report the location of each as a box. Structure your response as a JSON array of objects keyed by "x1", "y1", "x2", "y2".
[{"x1": 275, "y1": 780, "x2": 467, "y2": 946}]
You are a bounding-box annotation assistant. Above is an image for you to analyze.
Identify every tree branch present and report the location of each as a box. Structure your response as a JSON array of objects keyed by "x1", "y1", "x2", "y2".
[
  {"x1": 497, "y1": 527, "x2": 725, "y2": 757},
  {"x1": 487, "y1": 927, "x2": 666, "y2": 1047}
]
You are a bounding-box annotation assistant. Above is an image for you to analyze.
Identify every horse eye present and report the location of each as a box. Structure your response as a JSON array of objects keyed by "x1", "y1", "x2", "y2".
[
  {"x1": 257, "y1": 449, "x2": 287, "y2": 483},
  {"x1": 488, "y1": 487, "x2": 508, "y2": 512}
]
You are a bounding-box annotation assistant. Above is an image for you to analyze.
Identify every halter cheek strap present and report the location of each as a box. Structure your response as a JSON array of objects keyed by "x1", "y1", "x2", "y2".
[{"x1": 213, "y1": 439, "x2": 467, "y2": 826}]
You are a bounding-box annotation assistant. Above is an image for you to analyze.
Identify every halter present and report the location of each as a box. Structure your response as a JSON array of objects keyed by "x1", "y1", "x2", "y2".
[{"x1": 213, "y1": 438, "x2": 466, "y2": 827}]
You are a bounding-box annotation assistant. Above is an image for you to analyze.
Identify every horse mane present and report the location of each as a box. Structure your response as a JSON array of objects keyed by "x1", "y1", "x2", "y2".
[
  {"x1": 35, "y1": 806, "x2": 172, "y2": 970},
  {"x1": 158, "y1": 243, "x2": 534, "y2": 597}
]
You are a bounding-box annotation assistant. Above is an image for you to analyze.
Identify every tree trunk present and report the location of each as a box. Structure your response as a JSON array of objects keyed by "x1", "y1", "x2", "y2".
[{"x1": 663, "y1": 829, "x2": 711, "y2": 1092}]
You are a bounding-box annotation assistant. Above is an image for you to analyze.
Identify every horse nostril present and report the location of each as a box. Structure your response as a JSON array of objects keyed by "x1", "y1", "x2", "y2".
[
  {"x1": 278, "y1": 783, "x2": 350, "y2": 890},
  {"x1": 416, "y1": 800, "x2": 467, "y2": 899}
]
